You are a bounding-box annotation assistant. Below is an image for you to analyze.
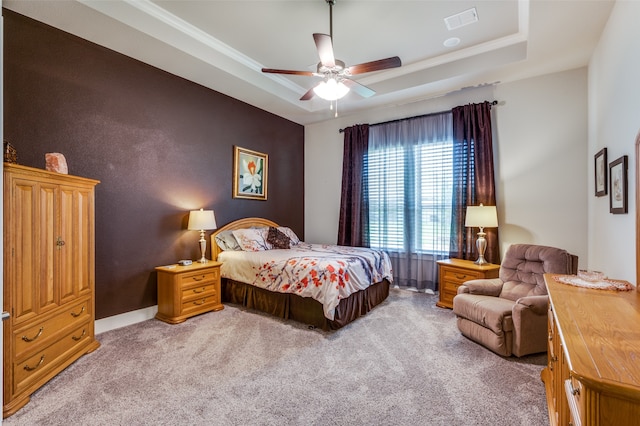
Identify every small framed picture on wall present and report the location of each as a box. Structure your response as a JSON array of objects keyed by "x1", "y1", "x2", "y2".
[
  {"x1": 594, "y1": 147, "x2": 607, "y2": 196},
  {"x1": 609, "y1": 155, "x2": 628, "y2": 214}
]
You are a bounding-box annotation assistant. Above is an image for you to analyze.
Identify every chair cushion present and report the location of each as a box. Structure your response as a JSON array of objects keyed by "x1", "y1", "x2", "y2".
[
  {"x1": 452, "y1": 294, "x2": 515, "y2": 335},
  {"x1": 499, "y1": 244, "x2": 574, "y2": 301},
  {"x1": 456, "y1": 317, "x2": 512, "y2": 357}
]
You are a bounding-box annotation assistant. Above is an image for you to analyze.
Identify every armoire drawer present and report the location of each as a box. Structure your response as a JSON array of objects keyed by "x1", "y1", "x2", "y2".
[
  {"x1": 12, "y1": 322, "x2": 92, "y2": 396},
  {"x1": 13, "y1": 299, "x2": 91, "y2": 359}
]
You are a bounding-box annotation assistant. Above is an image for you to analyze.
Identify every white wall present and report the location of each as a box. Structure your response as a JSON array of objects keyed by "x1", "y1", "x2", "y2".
[
  {"x1": 305, "y1": 68, "x2": 589, "y2": 265},
  {"x1": 588, "y1": 0, "x2": 640, "y2": 284},
  {"x1": 493, "y1": 70, "x2": 588, "y2": 261}
]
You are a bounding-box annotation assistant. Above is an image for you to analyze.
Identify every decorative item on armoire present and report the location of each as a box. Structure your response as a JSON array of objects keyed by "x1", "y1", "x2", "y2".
[
  {"x1": 3, "y1": 140, "x2": 17, "y2": 163},
  {"x1": 45, "y1": 152, "x2": 68, "y2": 174}
]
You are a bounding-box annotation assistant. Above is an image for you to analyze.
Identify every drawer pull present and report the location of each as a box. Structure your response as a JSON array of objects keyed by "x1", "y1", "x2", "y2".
[
  {"x1": 72, "y1": 329, "x2": 87, "y2": 341},
  {"x1": 24, "y1": 355, "x2": 45, "y2": 371},
  {"x1": 71, "y1": 306, "x2": 86, "y2": 317},
  {"x1": 569, "y1": 382, "x2": 580, "y2": 396},
  {"x1": 56, "y1": 236, "x2": 65, "y2": 250},
  {"x1": 22, "y1": 327, "x2": 44, "y2": 342},
  {"x1": 549, "y1": 333, "x2": 553, "y2": 341},
  {"x1": 193, "y1": 299, "x2": 207, "y2": 305},
  {"x1": 192, "y1": 275, "x2": 205, "y2": 282},
  {"x1": 192, "y1": 288, "x2": 206, "y2": 294},
  {"x1": 455, "y1": 274, "x2": 467, "y2": 279}
]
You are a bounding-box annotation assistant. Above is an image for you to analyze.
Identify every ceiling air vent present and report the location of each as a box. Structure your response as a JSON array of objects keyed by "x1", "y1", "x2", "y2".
[{"x1": 444, "y1": 8, "x2": 478, "y2": 31}]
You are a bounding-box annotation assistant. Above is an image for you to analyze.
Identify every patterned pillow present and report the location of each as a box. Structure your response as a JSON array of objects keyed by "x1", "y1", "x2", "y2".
[
  {"x1": 277, "y1": 227, "x2": 300, "y2": 245},
  {"x1": 267, "y1": 226, "x2": 291, "y2": 249},
  {"x1": 214, "y1": 230, "x2": 242, "y2": 251},
  {"x1": 232, "y1": 228, "x2": 272, "y2": 251}
]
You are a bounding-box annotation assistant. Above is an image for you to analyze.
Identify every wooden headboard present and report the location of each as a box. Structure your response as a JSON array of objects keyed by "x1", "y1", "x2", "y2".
[{"x1": 210, "y1": 217, "x2": 280, "y2": 261}]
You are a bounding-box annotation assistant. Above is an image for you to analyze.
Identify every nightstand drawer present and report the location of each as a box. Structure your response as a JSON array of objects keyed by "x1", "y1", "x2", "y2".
[
  {"x1": 181, "y1": 297, "x2": 218, "y2": 316},
  {"x1": 442, "y1": 268, "x2": 482, "y2": 284},
  {"x1": 178, "y1": 269, "x2": 218, "y2": 286},
  {"x1": 181, "y1": 283, "x2": 216, "y2": 301}
]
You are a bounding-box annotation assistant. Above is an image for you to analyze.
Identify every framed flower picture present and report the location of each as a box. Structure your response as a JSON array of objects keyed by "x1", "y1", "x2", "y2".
[
  {"x1": 594, "y1": 148, "x2": 607, "y2": 197},
  {"x1": 233, "y1": 146, "x2": 268, "y2": 200},
  {"x1": 609, "y1": 155, "x2": 628, "y2": 214}
]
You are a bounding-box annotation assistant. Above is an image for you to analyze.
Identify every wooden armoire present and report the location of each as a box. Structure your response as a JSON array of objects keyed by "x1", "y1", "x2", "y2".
[{"x1": 3, "y1": 163, "x2": 100, "y2": 417}]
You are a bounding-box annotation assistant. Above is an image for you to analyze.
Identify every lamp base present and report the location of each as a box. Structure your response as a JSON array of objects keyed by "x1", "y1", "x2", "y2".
[
  {"x1": 474, "y1": 229, "x2": 489, "y2": 265},
  {"x1": 197, "y1": 231, "x2": 208, "y2": 263}
]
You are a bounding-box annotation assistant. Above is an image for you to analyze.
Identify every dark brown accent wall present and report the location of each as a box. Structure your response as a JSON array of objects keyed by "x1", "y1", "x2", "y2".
[{"x1": 3, "y1": 10, "x2": 305, "y2": 319}]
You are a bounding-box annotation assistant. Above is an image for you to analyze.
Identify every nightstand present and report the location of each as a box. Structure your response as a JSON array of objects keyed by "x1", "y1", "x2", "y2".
[
  {"x1": 436, "y1": 259, "x2": 500, "y2": 309},
  {"x1": 155, "y1": 261, "x2": 224, "y2": 324}
]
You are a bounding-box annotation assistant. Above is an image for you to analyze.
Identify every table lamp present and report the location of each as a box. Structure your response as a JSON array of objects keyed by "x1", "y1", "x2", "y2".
[
  {"x1": 465, "y1": 203, "x2": 498, "y2": 265},
  {"x1": 187, "y1": 208, "x2": 217, "y2": 263}
]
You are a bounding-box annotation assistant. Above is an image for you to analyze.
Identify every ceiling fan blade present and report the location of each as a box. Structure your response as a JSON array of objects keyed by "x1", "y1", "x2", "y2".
[
  {"x1": 300, "y1": 86, "x2": 316, "y2": 101},
  {"x1": 346, "y1": 56, "x2": 402, "y2": 75},
  {"x1": 342, "y1": 79, "x2": 375, "y2": 98},
  {"x1": 313, "y1": 33, "x2": 336, "y2": 68},
  {"x1": 262, "y1": 68, "x2": 315, "y2": 76}
]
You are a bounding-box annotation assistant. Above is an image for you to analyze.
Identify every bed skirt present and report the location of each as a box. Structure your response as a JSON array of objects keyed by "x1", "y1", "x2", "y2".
[{"x1": 221, "y1": 279, "x2": 390, "y2": 331}]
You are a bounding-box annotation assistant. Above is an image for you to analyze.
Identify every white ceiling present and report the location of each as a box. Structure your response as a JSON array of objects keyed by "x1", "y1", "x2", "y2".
[{"x1": 4, "y1": 0, "x2": 615, "y2": 125}]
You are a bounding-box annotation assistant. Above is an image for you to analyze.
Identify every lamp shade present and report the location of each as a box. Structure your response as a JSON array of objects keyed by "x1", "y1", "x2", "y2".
[
  {"x1": 187, "y1": 209, "x2": 217, "y2": 231},
  {"x1": 313, "y1": 78, "x2": 350, "y2": 101},
  {"x1": 465, "y1": 204, "x2": 498, "y2": 228}
]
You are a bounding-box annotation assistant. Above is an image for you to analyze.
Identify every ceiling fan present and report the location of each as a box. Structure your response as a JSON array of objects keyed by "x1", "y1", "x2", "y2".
[{"x1": 261, "y1": 0, "x2": 402, "y2": 102}]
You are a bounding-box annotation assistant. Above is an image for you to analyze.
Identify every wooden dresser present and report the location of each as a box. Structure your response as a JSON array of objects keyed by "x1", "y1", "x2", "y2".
[
  {"x1": 436, "y1": 258, "x2": 500, "y2": 309},
  {"x1": 155, "y1": 261, "x2": 223, "y2": 324},
  {"x1": 3, "y1": 163, "x2": 100, "y2": 417},
  {"x1": 541, "y1": 274, "x2": 640, "y2": 426}
]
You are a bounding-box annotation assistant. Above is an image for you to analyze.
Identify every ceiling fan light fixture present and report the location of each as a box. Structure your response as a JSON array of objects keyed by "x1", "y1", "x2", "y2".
[{"x1": 313, "y1": 78, "x2": 350, "y2": 101}]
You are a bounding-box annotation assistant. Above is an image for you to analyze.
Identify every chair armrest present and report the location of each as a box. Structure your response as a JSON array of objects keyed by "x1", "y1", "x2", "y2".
[
  {"x1": 514, "y1": 295, "x2": 549, "y2": 315},
  {"x1": 457, "y1": 278, "x2": 504, "y2": 296}
]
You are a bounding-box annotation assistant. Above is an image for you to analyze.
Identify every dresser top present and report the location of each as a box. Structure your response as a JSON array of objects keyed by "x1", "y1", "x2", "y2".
[{"x1": 545, "y1": 273, "x2": 640, "y2": 400}]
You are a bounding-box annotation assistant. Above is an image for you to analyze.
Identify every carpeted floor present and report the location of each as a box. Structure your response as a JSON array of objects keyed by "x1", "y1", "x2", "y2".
[{"x1": 4, "y1": 289, "x2": 548, "y2": 426}]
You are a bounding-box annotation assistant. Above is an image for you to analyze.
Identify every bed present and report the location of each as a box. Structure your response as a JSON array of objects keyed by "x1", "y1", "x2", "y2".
[{"x1": 210, "y1": 217, "x2": 392, "y2": 330}]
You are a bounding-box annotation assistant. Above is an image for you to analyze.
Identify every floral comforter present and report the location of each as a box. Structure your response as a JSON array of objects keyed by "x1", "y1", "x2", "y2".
[{"x1": 218, "y1": 243, "x2": 393, "y2": 320}]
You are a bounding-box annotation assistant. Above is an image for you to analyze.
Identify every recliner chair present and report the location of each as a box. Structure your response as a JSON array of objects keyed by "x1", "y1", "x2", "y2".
[{"x1": 452, "y1": 244, "x2": 578, "y2": 357}]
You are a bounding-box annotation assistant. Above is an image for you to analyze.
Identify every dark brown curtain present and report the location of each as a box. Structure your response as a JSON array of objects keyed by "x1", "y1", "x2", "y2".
[
  {"x1": 450, "y1": 102, "x2": 500, "y2": 264},
  {"x1": 337, "y1": 124, "x2": 369, "y2": 246}
]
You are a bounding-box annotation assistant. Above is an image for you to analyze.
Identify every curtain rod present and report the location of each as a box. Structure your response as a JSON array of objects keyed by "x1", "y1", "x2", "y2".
[{"x1": 338, "y1": 100, "x2": 498, "y2": 133}]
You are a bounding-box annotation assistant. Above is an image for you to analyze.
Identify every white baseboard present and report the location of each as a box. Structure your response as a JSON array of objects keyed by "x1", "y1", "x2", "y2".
[{"x1": 95, "y1": 305, "x2": 158, "y2": 335}]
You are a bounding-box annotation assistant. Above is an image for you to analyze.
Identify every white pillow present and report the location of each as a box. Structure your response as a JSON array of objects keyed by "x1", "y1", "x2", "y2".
[
  {"x1": 214, "y1": 230, "x2": 242, "y2": 251},
  {"x1": 232, "y1": 228, "x2": 273, "y2": 251}
]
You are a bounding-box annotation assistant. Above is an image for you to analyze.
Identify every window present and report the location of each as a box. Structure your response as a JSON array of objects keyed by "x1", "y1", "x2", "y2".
[
  {"x1": 367, "y1": 140, "x2": 453, "y2": 254},
  {"x1": 366, "y1": 113, "x2": 453, "y2": 255}
]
